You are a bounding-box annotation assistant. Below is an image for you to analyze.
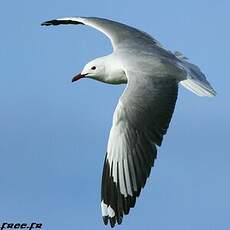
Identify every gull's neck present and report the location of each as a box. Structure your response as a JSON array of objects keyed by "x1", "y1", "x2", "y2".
[{"x1": 103, "y1": 54, "x2": 127, "y2": 85}]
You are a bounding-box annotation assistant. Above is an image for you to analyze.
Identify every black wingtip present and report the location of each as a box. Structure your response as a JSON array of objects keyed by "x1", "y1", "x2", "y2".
[
  {"x1": 109, "y1": 217, "x2": 116, "y2": 228},
  {"x1": 117, "y1": 216, "x2": 123, "y2": 225},
  {"x1": 41, "y1": 19, "x2": 85, "y2": 26},
  {"x1": 103, "y1": 216, "x2": 122, "y2": 227},
  {"x1": 41, "y1": 20, "x2": 57, "y2": 26},
  {"x1": 103, "y1": 216, "x2": 108, "y2": 225}
]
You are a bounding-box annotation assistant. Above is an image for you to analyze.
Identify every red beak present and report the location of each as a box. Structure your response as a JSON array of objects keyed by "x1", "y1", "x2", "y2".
[{"x1": 72, "y1": 73, "x2": 85, "y2": 82}]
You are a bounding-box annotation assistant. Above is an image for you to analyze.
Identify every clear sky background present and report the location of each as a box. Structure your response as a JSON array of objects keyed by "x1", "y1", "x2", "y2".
[{"x1": 0, "y1": 0, "x2": 229, "y2": 229}]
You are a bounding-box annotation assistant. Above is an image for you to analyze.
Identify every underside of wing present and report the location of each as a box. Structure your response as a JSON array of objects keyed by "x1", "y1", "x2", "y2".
[{"x1": 101, "y1": 72, "x2": 178, "y2": 227}]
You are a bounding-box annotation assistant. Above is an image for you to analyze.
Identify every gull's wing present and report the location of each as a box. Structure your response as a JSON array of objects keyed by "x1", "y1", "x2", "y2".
[
  {"x1": 101, "y1": 71, "x2": 178, "y2": 227},
  {"x1": 41, "y1": 17, "x2": 161, "y2": 50}
]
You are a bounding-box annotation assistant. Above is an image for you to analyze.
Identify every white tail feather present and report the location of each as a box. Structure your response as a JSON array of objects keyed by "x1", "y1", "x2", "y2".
[
  {"x1": 175, "y1": 51, "x2": 217, "y2": 97},
  {"x1": 180, "y1": 79, "x2": 216, "y2": 97}
]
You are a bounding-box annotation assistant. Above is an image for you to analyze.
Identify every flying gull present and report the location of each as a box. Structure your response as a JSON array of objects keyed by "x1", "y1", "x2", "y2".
[{"x1": 41, "y1": 17, "x2": 216, "y2": 227}]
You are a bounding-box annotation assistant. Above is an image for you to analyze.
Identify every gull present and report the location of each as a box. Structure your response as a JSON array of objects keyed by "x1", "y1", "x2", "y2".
[{"x1": 41, "y1": 17, "x2": 216, "y2": 227}]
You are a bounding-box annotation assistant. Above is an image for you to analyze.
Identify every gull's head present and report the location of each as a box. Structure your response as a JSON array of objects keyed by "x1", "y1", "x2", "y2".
[{"x1": 72, "y1": 57, "x2": 106, "y2": 82}]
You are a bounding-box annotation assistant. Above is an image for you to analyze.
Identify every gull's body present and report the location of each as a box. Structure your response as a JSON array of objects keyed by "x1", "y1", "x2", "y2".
[{"x1": 42, "y1": 17, "x2": 216, "y2": 227}]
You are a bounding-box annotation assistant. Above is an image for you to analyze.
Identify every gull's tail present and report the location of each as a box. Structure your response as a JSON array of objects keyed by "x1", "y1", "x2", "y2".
[{"x1": 175, "y1": 51, "x2": 217, "y2": 97}]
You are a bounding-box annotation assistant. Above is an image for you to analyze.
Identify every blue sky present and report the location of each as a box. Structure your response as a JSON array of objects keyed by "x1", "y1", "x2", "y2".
[{"x1": 0, "y1": 0, "x2": 229, "y2": 229}]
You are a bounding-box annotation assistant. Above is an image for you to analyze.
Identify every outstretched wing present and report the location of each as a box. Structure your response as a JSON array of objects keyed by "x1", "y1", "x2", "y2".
[
  {"x1": 41, "y1": 17, "x2": 161, "y2": 50},
  {"x1": 101, "y1": 71, "x2": 178, "y2": 227}
]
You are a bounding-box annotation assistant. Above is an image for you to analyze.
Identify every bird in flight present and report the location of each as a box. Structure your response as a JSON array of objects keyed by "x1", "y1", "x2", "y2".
[{"x1": 41, "y1": 17, "x2": 216, "y2": 227}]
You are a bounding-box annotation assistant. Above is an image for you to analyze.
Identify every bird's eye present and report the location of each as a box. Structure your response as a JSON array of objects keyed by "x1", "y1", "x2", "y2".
[{"x1": 91, "y1": 66, "x2": 96, "y2": 70}]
